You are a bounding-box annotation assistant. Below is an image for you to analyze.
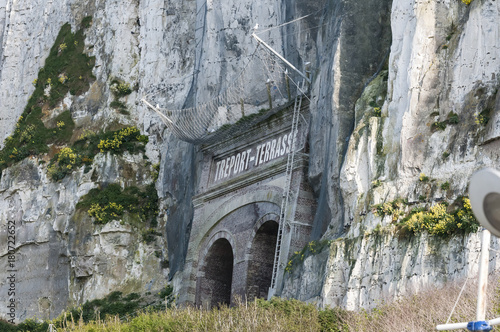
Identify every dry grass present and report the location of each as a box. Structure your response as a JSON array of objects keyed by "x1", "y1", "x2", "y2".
[
  {"x1": 56, "y1": 298, "x2": 320, "y2": 332},
  {"x1": 334, "y1": 276, "x2": 500, "y2": 331},
  {"x1": 10, "y1": 276, "x2": 500, "y2": 331}
]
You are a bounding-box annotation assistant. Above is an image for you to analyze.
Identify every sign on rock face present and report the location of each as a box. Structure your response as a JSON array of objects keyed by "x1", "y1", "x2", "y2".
[{"x1": 212, "y1": 130, "x2": 297, "y2": 184}]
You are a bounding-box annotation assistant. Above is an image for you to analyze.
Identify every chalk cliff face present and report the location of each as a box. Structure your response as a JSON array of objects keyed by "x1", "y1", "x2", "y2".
[
  {"x1": 0, "y1": 0, "x2": 499, "y2": 321},
  {"x1": 283, "y1": 0, "x2": 500, "y2": 308}
]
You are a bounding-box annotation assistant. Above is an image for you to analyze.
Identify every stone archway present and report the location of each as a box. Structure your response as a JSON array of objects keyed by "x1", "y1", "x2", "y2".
[
  {"x1": 246, "y1": 220, "x2": 279, "y2": 300},
  {"x1": 198, "y1": 238, "x2": 234, "y2": 308}
]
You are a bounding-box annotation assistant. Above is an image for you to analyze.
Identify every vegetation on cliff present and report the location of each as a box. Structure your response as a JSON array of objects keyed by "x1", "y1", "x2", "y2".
[
  {"x1": 0, "y1": 18, "x2": 95, "y2": 176},
  {"x1": 372, "y1": 196, "x2": 479, "y2": 237},
  {"x1": 76, "y1": 182, "x2": 158, "y2": 228}
]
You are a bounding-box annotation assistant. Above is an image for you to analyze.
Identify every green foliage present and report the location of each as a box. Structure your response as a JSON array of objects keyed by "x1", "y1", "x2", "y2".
[
  {"x1": 142, "y1": 228, "x2": 163, "y2": 243},
  {"x1": 376, "y1": 140, "x2": 383, "y2": 155},
  {"x1": 373, "y1": 107, "x2": 381, "y2": 117},
  {"x1": 371, "y1": 179, "x2": 382, "y2": 188},
  {"x1": 157, "y1": 285, "x2": 173, "y2": 299},
  {"x1": 442, "y1": 151, "x2": 450, "y2": 160},
  {"x1": 318, "y1": 308, "x2": 350, "y2": 332},
  {"x1": 475, "y1": 108, "x2": 491, "y2": 126},
  {"x1": 109, "y1": 79, "x2": 133, "y2": 115},
  {"x1": 81, "y1": 16, "x2": 93, "y2": 29},
  {"x1": 446, "y1": 22, "x2": 457, "y2": 41},
  {"x1": 0, "y1": 18, "x2": 94, "y2": 177},
  {"x1": 431, "y1": 112, "x2": 459, "y2": 131},
  {"x1": 372, "y1": 195, "x2": 478, "y2": 238},
  {"x1": 35, "y1": 22, "x2": 95, "y2": 105},
  {"x1": 419, "y1": 173, "x2": 429, "y2": 182},
  {"x1": 77, "y1": 183, "x2": 158, "y2": 225},
  {"x1": 285, "y1": 240, "x2": 331, "y2": 273},
  {"x1": 46, "y1": 126, "x2": 148, "y2": 181},
  {"x1": 398, "y1": 197, "x2": 478, "y2": 237},
  {"x1": 47, "y1": 146, "x2": 79, "y2": 181},
  {"x1": 110, "y1": 100, "x2": 128, "y2": 114},
  {"x1": 432, "y1": 121, "x2": 447, "y2": 131},
  {"x1": 64, "y1": 291, "x2": 141, "y2": 324},
  {"x1": 152, "y1": 162, "x2": 160, "y2": 181},
  {"x1": 0, "y1": 109, "x2": 77, "y2": 175},
  {"x1": 429, "y1": 111, "x2": 440, "y2": 117},
  {"x1": 0, "y1": 319, "x2": 49, "y2": 332},
  {"x1": 372, "y1": 198, "x2": 406, "y2": 222},
  {"x1": 462, "y1": 0, "x2": 472, "y2": 4},
  {"x1": 447, "y1": 112, "x2": 459, "y2": 124},
  {"x1": 97, "y1": 126, "x2": 147, "y2": 154},
  {"x1": 441, "y1": 181, "x2": 450, "y2": 190},
  {"x1": 110, "y1": 80, "x2": 133, "y2": 97}
]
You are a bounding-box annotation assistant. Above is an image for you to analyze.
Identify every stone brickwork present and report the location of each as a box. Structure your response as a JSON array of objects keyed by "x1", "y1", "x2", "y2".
[{"x1": 179, "y1": 102, "x2": 316, "y2": 306}]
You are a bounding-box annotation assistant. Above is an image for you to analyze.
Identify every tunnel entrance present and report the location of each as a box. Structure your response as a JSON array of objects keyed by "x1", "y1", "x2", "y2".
[
  {"x1": 246, "y1": 220, "x2": 279, "y2": 300},
  {"x1": 179, "y1": 100, "x2": 316, "y2": 306},
  {"x1": 198, "y1": 238, "x2": 234, "y2": 308}
]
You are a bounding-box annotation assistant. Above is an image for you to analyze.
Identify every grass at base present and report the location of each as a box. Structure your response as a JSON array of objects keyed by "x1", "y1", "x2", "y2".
[{"x1": 4, "y1": 276, "x2": 500, "y2": 331}]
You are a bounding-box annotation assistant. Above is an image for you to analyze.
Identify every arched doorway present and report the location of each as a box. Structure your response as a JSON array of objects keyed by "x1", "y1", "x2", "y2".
[
  {"x1": 198, "y1": 238, "x2": 234, "y2": 308},
  {"x1": 246, "y1": 220, "x2": 279, "y2": 300}
]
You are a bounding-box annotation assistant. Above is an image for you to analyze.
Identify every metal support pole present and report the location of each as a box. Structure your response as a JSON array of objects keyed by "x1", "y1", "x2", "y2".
[
  {"x1": 285, "y1": 70, "x2": 291, "y2": 101},
  {"x1": 476, "y1": 228, "x2": 491, "y2": 321},
  {"x1": 436, "y1": 228, "x2": 494, "y2": 331},
  {"x1": 141, "y1": 98, "x2": 174, "y2": 125},
  {"x1": 266, "y1": 80, "x2": 273, "y2": 110},
  {"x1": 252, "y1": 33, "x2": 311, "y2": 84}
]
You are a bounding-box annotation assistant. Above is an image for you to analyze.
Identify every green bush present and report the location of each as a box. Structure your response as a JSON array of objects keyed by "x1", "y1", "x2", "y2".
[
  {"x1": 97, "y1": 126, "x2": 148, "y2": 154},
  {"x1": 0, "y1": 18, "x2": 94, "y2": 178},
  {"x1": 110, "y1": 80, "x2": 133, "y2": 97},
  {"x1": 447, "y1": 112, "x2": 459, "y2": 124},
  {"x1": 398, "y1": 197, "x2": 478, "y2": 237},
  {"x1": 432, "y1": 121, "x2": 447, "y2": 131},
  {"x1": 63, "y1": 291, "x2": 141, "y2": 324},
  {"x1": 476, "y1": 108, "x2": 491, "y2": 126},
  {"x1": 46, "y1": 126, "x2": 147, "y2": 181},
  {"x1": 77, "y1": 183, "x2": 158, "y2": 225}
]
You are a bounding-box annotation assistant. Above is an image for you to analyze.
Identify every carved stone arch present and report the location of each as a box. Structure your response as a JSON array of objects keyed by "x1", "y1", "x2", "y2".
[
  {"x1": 197, "y1": 230, "x2": 236, "y2": 276},
  {"x1": 196, "y1": 231, "x2": 235, "y2": 308},
  {"x1": 245, "y1": 214, "x2": 280, "y2": 300},
  {"x1": 192, "y1": 185, "x2": 283, "y2": 254},
  {"x1": 244, "y1": 212, "x2": 280, "y2": 258}
]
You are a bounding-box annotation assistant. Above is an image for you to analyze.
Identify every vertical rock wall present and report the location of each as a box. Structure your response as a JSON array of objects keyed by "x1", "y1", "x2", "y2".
[
  {"x1": 0, "y1": 0, "x2": 499, "y2": 321},
  {"x1": 282, "y1": 0, "x2": 500, "y2": 310}
]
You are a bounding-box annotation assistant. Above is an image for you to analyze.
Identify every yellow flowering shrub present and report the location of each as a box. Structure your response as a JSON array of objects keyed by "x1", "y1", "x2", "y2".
[
  {"x1": 77, "y1": 183, "x2": 159, "y2": 227},
  {"x1": 48, "y1": 147, "x2": 80, "y2": 181},
  {"x1": 58, "y1": 74, "x2": 68, "y2": 84},
  {"x1": 88, "y1": 202, "x2": 124, "y2": 224},
  {"x1": 400, "y1": 197, "x2": 478, "y2": 237},
  {"x1": 98, "y1": 126, "x2": 147, "y2": 153}
]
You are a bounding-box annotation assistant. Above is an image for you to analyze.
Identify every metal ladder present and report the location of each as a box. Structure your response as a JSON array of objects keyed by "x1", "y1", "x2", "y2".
[{"x1": 269, "y1": 78, "x2": 306, "y2": 295}]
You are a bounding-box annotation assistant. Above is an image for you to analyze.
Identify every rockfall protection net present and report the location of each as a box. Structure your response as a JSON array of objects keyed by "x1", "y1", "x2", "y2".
[{"x1": 142, "y1": 43, "x2": 306, "y2": 145}]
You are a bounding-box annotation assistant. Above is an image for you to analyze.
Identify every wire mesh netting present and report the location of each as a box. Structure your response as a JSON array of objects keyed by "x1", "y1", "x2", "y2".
[{"x1": 142, "y1": 43, "x2": 307, "y2": 145}]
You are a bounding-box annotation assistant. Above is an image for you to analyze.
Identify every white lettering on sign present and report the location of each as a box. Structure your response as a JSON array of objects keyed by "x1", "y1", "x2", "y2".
[{"x1": 213, "y1": 130, "x2": 296, "y2": 183}]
